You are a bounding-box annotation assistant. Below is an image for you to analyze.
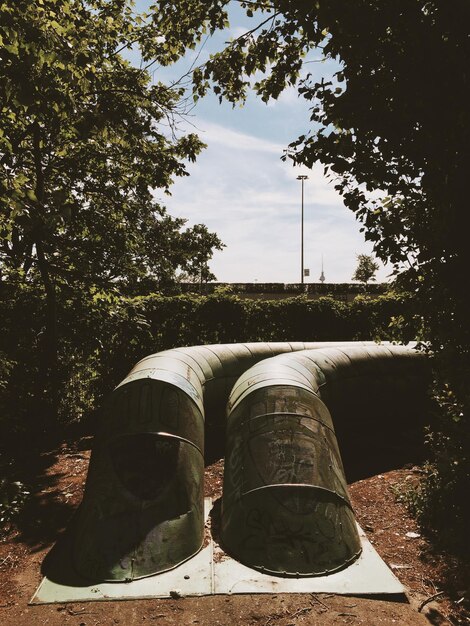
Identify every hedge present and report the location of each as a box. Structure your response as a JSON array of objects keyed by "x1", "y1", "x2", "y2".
[{"x1": 0, "y1": 287, "x2": 414, "y2": 447}]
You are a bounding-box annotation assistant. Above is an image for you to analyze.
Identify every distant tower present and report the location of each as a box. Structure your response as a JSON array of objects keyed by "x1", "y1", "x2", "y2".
[{"x1": 319, "y1": 255, "x2": 326, "y2": 283}]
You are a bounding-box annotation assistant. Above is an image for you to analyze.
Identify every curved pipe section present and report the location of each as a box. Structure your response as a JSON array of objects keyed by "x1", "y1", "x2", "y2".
[
  {"x1": 221, "y1": 344, "x2": 428, "y2": 577},
  {"x1": 71, "y1": 341, "x2": 376, "y2": 582}
]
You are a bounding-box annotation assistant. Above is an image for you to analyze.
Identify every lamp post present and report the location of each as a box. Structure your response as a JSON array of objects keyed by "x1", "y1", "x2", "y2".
[{"x1": 297, "y1": 175, "x2": 308, "y2": 284}]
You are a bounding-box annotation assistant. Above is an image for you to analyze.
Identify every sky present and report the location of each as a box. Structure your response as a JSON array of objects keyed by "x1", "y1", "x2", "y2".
[{"x1": 133, "y1": 2, "x2": 391, "y2": 283}]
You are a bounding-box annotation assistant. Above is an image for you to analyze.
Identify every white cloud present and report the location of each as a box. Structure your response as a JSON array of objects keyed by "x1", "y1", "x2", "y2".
[
  {"x1": 196, "y1": 120, "x2": 284, "y2": 154},
  {"x1": 128, "y1": 3, "x2": 391, "y2": 285},
  {"x1": 162, "y1": 119, "x2": 391, "y2": 284}
]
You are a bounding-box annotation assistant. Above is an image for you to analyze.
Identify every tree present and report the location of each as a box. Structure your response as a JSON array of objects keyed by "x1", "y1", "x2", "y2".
[
  {"x1": 150, "y1": 0, "x2": 470, "y2": 552},
  {"x1": 0, "y1": 0, "x2": 223, "y2": 417},
  {"x1": 352, "y1": 254, "x2": 379, "y2": 286}
]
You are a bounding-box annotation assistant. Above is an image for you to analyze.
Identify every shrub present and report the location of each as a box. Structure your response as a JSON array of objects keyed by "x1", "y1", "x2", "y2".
[{"x1": 402, "y1": 386, "x2": 469, "y2": 559}]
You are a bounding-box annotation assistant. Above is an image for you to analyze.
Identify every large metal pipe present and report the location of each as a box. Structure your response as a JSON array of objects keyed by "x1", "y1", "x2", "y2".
[
  {"x1": 71, "y1": 342, "x2": 377, "y2": 582},
  {"x1": 221, "y1": 344, "x2": 428, "y2": 577}
]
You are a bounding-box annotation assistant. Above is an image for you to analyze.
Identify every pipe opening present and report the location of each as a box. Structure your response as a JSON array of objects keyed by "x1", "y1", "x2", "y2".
[
  {"x1": 109, "y1": 433, "x2": 183, "y2": 504},
  {"x1": 221, "y1": 485, "x2": 361, "y2": 577}
]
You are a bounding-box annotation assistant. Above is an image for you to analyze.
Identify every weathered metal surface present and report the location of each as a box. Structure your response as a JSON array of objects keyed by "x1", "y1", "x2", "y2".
[
  {"x1": 70, "y1": 342, "x2": 375, "y2": 582},
  {"x1": 54, "y1": 341, "x2": 425, "y2": 584},
  {"x1": 222, "y1": 385, "x2": 361, "y2": 576},
  {"x1": 72, "y1": 382, "x2": 205, "y2": 582},
  {"x1": 221, "y1": 344, "x2": 428, "y2": 577}
]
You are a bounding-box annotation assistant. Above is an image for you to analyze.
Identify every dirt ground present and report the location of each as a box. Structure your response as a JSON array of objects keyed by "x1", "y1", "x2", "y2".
[{"x1": 0, "y1": 438, "x2": 468, "y2": 626}]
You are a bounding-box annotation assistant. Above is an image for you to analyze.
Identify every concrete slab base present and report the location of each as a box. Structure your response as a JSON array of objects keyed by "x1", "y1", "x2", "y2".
[
  {"x1": 31, "y1": 499, "x2": 404, "y2": 604},
  {"x1": 213, "y1": 524, "x2": 404, "y2": 596}
]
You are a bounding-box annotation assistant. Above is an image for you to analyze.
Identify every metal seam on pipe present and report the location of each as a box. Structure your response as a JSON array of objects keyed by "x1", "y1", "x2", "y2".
[
  {"x1": 247, "y1": 412, "x2": 336, "y2": 434},
  {"x1": 241, "y1": 484, "x2": 354, "y2": 508}
]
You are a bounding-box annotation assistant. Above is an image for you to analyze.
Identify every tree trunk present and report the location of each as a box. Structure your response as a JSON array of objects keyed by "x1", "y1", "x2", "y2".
[
  {"x1": 33, "y1": 122, "x2": 59, "y2": 424},
  {"x1": 35, "y1": 240, "x2": 59, "y2": 424}
]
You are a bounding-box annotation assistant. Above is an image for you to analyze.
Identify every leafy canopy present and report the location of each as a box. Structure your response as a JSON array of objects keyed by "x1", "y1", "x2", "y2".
[
  {"x1": 0, "y1": 0, "x2": 225, "y2": 418},
  {"x1": 0, "y1": 0, "x2": 223, "y2": 294},
  {"x1": 352, "y1": 254, "x2": 379, "y2": 286}
]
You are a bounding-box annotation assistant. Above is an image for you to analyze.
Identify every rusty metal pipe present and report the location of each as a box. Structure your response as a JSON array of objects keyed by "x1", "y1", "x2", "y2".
[
  {"x1": 221, "y1": 344, "x2": 428, "y2": 577},
  {"x1": 72, "y1": 342, "x2": 379, "y2": 582}
]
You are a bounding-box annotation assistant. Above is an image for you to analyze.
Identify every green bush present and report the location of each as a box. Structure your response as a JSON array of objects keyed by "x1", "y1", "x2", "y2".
[
  {"x1": 0, "y1": 478, "x2": 30, "y2": 531},
  {"x1": 401, "y1": 386, "x2": 469, "y2": 559}
]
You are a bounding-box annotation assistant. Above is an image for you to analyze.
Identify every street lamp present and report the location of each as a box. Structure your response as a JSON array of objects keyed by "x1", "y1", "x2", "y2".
[{"x1": 297, "y1": 175, "x2": 308, "y2": 284}]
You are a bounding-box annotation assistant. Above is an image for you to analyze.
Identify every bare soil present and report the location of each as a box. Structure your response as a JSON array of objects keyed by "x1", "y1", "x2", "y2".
[{"x1": 0, "y1": 438, "x2": 468, "y2": 626}]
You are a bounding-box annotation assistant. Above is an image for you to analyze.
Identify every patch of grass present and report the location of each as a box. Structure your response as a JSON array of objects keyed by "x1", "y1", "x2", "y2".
[
  {"x1": 0, "y1": 478, "x2": 30, "y2": 534},
  {"x1": 394, "y1": 415, "x2": 469, "y2": 561}
]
